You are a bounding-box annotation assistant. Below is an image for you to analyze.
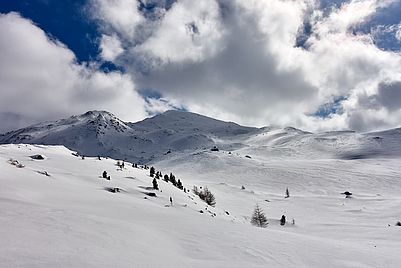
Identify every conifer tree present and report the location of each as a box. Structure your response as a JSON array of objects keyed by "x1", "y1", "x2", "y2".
[
  {"x1": 150, "y1": 166, "x2": 155, "y2": 177},
  {"x1": 177, "y1": 179, "x2": 183, "y2": 190},
  {"x1": 169, "y1": 173, "x2": 177, "y2": 186},
  {"x1": 164, "y1": 174, "x2": 169, "y2": 182},
  {"x1": 152, "y1": 178, "x2": 159, "y2": 190},
  {"x1": 251, "y1": 204, "x2": 268, "y2": 228},
  {"x1": 285, "y1": 187, "x2": 290, "y2": 198}
]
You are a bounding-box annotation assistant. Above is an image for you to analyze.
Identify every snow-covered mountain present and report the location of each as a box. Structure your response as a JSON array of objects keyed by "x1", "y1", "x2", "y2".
[
  {"x1": 0, "y1": 110, "x2": 259, "y2": 163},
  {"x1": 1, "y1": 110, "x2": 401, "y2": 163}
]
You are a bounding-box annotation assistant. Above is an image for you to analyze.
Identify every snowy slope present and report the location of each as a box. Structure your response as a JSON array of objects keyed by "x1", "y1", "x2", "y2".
[
  {"x1": 1, "y1": 144, "x2": 401, "y2": 267},
  {"x1": 241, "y1": 127, "x2": 401, "y2": 160}
]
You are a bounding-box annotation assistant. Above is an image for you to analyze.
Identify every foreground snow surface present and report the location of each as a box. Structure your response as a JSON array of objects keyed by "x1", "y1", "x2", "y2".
[{"x1": 1, "y1": 144, "x2": 401, "y2": 267}]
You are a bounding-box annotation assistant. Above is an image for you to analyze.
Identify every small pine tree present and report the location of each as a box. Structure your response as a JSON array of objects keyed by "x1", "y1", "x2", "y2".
[
  {"x1": 150, "y1": 166, "x2": 155, "y2": 177},
  {"x1": 280, "y1": 215, "x2": 286, "y2": 226},
  {"x1": 285, "y1": 187, "x2": 290, "y2": 198},
  {"x1": 102, "y1": 171, "x2": 108, "y2": 179},
  {"x1": 177, "y1": 179, "x2": 183, "y2": 190},
  {"x1": 251, "y1": 204, "x2": 268, "y2": 228},
  {"x1": 152, "y1": 178, "x2": 159, "y2": 190},
  {"x1": 164, "y1": 174, "x2": 169, "y2": 182}
]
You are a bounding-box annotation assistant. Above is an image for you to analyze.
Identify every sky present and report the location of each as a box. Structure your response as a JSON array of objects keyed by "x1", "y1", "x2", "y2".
[{"x1": 0, "y1": 0, "x2": 401, "y2": 133}]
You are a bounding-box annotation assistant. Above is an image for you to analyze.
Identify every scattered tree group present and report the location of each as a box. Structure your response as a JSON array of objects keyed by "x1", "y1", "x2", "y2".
[{"x1": 193, "y1": 186, "x2": 216, "y2": 206}]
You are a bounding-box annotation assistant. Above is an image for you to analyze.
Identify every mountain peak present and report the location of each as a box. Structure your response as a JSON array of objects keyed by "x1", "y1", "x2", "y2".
[
  {"x1": 81, "y1": 110, "x2": 115, "y2": 117},
  {"x1": 76, "y1": 110, "x2": 119, "y2": 121}
]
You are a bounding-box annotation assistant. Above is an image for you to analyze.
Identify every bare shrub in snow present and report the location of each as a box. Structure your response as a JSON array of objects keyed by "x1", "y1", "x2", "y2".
[{"x1": 193, "y1": 186, "x2": 216, "y2": 206}]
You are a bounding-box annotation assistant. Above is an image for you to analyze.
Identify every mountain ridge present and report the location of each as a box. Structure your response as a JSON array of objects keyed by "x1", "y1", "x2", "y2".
[
  {"x1": 0, "y1": 110, "x2": 261, "y2": 163},
  {"x1": 1, "y1": 110, "x2": 401, "y2": 163}
]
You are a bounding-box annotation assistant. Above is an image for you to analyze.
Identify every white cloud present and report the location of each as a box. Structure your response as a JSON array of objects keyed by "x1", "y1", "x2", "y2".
[
  {"x1": 312, "y1": 0, "x2": 391, "y2": 37},
  {"x1": 375, "y1": 22, "x2": 401, "y2": 42},
  {"x1": 4, "y1": 0, "x2": 401, "y2": 133},
  {"x1": 0, "y1": 12, "x2": 148, "y2": 133},
  {"x1": 90, "y1": 0, "x2": 401, "y2": 132},
  {"x1": 138, "y1": 0, "x2": 225, "y2": 64},
  {"x1": 90, "y1": 0, "x2": 144, "y2": 39},
  {"x1": 144, "y1": 97, "x2": 183, "y2": 116},
  {"x1": 396, "y1": 25, "x2": 401, "y2": 41},
  {"x1": 100, "y1": 34, "x2": 124, "y2": 61}
]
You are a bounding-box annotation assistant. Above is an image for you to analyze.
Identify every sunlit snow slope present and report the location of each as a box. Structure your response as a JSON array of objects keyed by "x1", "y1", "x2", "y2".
[
  {"x1": 1, "y1": 111, "x2": 401, "y2": 267},
  {"x1": 1, "y1": 144, "x2": 401, "y2": 267}
]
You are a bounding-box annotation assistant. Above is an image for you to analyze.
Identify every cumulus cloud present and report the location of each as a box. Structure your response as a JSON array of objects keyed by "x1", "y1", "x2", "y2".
[
  {"x1": 138, "y1": 0, "x2": 225, "y2": 63},
  {"x1": 100, "y1": 34, "x2": 124, "y2": 61},
  {"x1": 90, "y1": 0, "x2": 144, "y2": 39},
  {"x1": 3, "y1": 0, "x2": 401, "y2": 133},
  {"x1": 90, "y1": 0, "x2": 401, "y2": 131},
  {"x1": 0, "y1": 12, "x2": 148, "y2": 133}
]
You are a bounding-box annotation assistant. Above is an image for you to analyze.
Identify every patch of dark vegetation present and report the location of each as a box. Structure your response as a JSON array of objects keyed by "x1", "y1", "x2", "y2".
[
  {"x1": 105, "y1": 187, "x2": 121, "y2": 193},
  {"x1": 37, "y1": 171, "x2": 50, "y2": 177},
  {"x1": 143, "y1": 192, "x2": 157, "y2": 197},
  {"x1": 210, "y1": 146, "x2": 219, "y2": 152},
  {"x1": 193, "y1": 186, "x2": 216, "y2": 206},
  {"x1": 30, "y1": 154, "x2": 45, "y2": 160}
]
